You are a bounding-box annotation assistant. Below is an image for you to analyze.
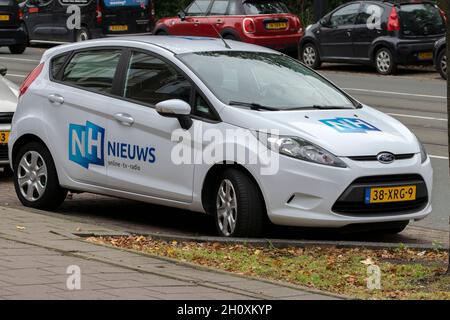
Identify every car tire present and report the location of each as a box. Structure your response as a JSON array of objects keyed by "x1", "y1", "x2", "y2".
[
  {"x1": 213, "y1": 168, "x2": 266, "y2": 238},
  {"x1": 437, "y1": 50, "x2": 447, "y2": 80},
  {"x1": 155, "y1": 29, "x2": 168, "y2": 36},
  {"x1": 75, "y1": 27, "x2": 90, "y2": 42},
  {"x1": 301, "y1": 43, "x2": 321, "y2": 69},
  {"x1": 13, "y1": 142, "x2": 67, "y2": 210},
  {"x1": 375, "y1": 47, "x2": 397, "y2": 75},
  {"x1": 9, "y1": 44, "x2": 26, "y2": 54},
  {"x1": 223, "y1": 34, "x2": 238, "y2": 41}
]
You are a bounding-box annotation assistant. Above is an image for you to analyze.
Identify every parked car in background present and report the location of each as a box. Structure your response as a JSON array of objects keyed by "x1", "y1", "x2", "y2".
[
  {"x1": 433, "y1": 37, "x2": 446, "y2": 80},
  {"x1": 21, "y1": 0, "x2": 155, "y2": 43},
  {"x1": 300, "y1": 1, "x2": 446, "y2": 75},
  {"x1": 154, "y1": 0, "x2": 303, "y2": 55},
  {"x1": 0, "y1": 0, "x2": 27, "y2": 53},
  {"x1": 0, "y1": 65, "x2": 18, "y2": 175}
]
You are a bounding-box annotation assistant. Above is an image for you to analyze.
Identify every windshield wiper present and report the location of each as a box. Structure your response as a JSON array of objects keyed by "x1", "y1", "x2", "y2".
[
  {"x1": 228, "y1": 101, "x2": 280, "y2": 111},
  {"x1": 287, "y1": 105, "x2": 355, "y2": 110}
]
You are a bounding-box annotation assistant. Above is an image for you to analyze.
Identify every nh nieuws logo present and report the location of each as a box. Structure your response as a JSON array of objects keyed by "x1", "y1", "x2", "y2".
[
  {"x1": 69, "y1": 121, "x2": 105, "y2": 168},
  {"x1": 320, "y1": 117, "x2": 381, "y2": 133}
]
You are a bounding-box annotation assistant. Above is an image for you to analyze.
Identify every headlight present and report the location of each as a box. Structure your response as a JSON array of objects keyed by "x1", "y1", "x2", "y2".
[
  {"x1": 262, "y1": 134, "x2": 347, "y2": 168},
  {"x1": 419, "y1": 141, "x2": 428, "y2": 164}
]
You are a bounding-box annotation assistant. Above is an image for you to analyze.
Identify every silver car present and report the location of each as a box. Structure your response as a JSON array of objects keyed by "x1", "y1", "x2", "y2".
[{"x1": 0, "y1": 65, "x2": 18, "y2": 174}]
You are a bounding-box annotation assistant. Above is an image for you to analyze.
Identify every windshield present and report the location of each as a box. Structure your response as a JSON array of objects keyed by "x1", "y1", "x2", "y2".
[
  {"x1": 102, "y1": 0, "x2": 148, "y2": 8},
  {"x1": 243, "y1": 0, "x2": 289, "y2": 15},
  {"x1": 178, "y1": 51, "x2": 354, "y2": 110},
  {"x1": 399, "y1": 3, "x2": 445, "y2": 37}
]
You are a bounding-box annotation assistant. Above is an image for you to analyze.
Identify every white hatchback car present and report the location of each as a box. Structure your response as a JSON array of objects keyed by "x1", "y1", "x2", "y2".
[
  {"x1": 0, "y1": 65, "x2": 18, "y2": 174},
  {"x1": 9, "y1": 36, "x2": 432, "y2": 237}
]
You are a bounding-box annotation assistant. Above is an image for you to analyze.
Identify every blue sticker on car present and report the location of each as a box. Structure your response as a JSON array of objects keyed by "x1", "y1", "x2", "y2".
[
  {"x1": 69, "y1": 121, "x2": 105, "y2": 169},
  {"x1": 320, "y1": 117, "x2": 381, "y2": 133}
]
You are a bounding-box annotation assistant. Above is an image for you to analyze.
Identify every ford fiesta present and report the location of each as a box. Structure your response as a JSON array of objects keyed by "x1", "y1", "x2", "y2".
[{"x1": 9, "y1": 36, "x2": 432, "y2": 237}]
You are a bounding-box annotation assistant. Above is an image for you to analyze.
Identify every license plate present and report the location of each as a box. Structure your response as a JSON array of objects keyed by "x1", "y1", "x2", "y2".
[
  {"x1": 365, "y1": 185, "x2": 416, "y2": 204},
  {"x1": 0, "y1": 15, "x2": 9, "y2": 21},
  {"x1": 266, "y1": 22, "x2": 287, "y2": 30},
  {"x1": 0, "y1": 131, "x2": 9, "y2": 144},
  {"x1": 418, "y1": 52, "x2": 433, "y2": 60},
  {"x1": 109, "y1": 25, "x2": 128, "y2": 32}
]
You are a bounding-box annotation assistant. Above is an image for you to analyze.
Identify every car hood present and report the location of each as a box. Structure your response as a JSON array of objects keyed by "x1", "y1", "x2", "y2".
[
  {"x1": 0, "y1": 76, "x2": 19, "y2": 114},
  {"x1": 220, "y1": 105, "x2": 419, "y2": 157}
]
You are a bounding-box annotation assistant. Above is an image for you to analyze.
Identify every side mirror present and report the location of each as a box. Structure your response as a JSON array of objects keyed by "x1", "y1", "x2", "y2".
[
  {"x1": 320, "y1": 16, "x2": 330, "y2": 27},
  {"x1": 178, "y1": 10, "x2": 186, "y2": 21},
  {"x1": 155, "y1": 99, "x2": 193, "y2": 130},
  {"x1": 0, "y1": 65, "x2": 7, "y2": 77}
]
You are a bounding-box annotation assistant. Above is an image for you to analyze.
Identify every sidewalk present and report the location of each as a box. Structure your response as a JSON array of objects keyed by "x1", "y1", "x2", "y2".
[{"x1": 0, "y1": 206, "x2": 339, "y2": 300}]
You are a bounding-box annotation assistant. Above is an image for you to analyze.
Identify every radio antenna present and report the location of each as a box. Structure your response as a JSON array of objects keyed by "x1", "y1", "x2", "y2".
[{"x1": 178, "y1": 4, "x2": 231, "y2": 49}]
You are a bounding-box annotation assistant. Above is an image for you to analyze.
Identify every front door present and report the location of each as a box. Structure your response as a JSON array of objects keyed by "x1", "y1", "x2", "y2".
[
  {"x1": 105, "y1": 50, "x2": 195, "y2": 202},
  {"x1": 318, "y1": 3, "x2": 360, "y2": 59}
]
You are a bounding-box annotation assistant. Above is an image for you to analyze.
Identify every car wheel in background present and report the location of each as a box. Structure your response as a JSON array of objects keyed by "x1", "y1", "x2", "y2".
[
  {"x1": 214, "y1": 169, "x2": 266, "y2": 238},
  {"x1": 13, "y1": 142, "x2": 67, "y2": 210},
  {"x1": 437, "y1": 50, "x2": 447, "y2": 80},
  {"x1": 75, "y1": 27, "x2": 90, "y2": 42},
  {"x1": 301, "y1": 43, "x2": 321, "y2": 69},
  {"x1": 9, "y1": 44, "x2": 26, "y2": 54},
  {"x1": 223, "y1": 34, "x2": 238, "y2": 41},
  {"x1": 0, "y1": 166, "x2": 13, "y2": 177},
  {"x1": 155, "y1": 29, "x2": 168, "y2": 36},
  {"x1": 375, "y1": 48, "x2": 397, "y2": 75}
]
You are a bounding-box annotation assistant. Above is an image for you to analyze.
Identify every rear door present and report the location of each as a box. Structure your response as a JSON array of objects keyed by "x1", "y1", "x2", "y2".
[
  {"x1": 101, "y1": 0, "x2": 151, "y2": 35},
  {"x1": 352, "y1": 2, "x2": 386, "y2": 59},
  {"x1": 44, "y1": 48, "x2": 123, "y2": 187},
  {"x1": 317, "y1": 2, "x2": 360, "y2": 59},
  {"x1": 170, "y1": 0, "x2": 212, "y2": 36}
]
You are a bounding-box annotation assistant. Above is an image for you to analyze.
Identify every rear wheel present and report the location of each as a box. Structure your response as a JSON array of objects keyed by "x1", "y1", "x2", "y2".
[
  {"x1": 9, "y1": 44, "x2": 26, "y2": 54},
  {"x1": 75, "y1": 27, "x2": 90, "y2": 42},
  {"x1": 375, "y1": 47, "x2": 397, "y2": 75},
  {"x1": 301, "y1": 43, "x2": 321, "y2": 69},
  {"x1": 13, "y1": 142, "x2": 67, "y2": 210},
  {"x1": 213, "y1": 169, "x2": 266, "y2": 238},
  {"x1": 437, "y1": 50, "x2": 447, "y2": 80},
  {"x1": 223, "y1": 34, "x2": 238, "y2": 41},
  {"x1": 155, "y1": 29, "x2": 168, "y2": 36}
]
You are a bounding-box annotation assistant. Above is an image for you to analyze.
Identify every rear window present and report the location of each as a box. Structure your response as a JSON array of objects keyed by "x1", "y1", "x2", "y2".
[
  {"x1": 243, "y1": 0, "x2": 289, "y2": 15},
  {"x1": 0, "y1": 0, "x2": 13, "y2": 6},
  {"x1": 399, "y1": 3, "x2": 445, "y2": 37}
]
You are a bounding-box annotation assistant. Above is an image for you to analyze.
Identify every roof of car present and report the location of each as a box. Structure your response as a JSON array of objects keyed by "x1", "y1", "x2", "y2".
[{"x1": 42, "y1": 36, "x2": 277, "y2": 60}]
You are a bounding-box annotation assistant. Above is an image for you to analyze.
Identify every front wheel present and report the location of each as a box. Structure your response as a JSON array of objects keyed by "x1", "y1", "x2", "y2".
[
  {"x1": 437, "y1": 50, "x2": 447, "y2": 80},
  {"x1": 301, "y1": 43, "x2": 321, "y2": 69},
  {"x1": 9, "y1": 44, "x2": 26, "y2": 54},
  {"x1": 75, "y1": 27, "x2": 90, "y2": 42},
  {"x1": 375, "y1": 48, "x2": 397, "y2": 75},
  {"x1": 214, "y1": 169, "x2": 266, "y2": 237},
  {"x1": 13, "y1": 142, "x2": 67, "y2": 210}
]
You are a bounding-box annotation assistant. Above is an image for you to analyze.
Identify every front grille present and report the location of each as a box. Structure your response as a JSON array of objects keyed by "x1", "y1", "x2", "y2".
[
  {"x1": 0, "y1": 113, "x2": 13, "y2": 124},
  {"x1": 0, "y1": 144, "x2": 8, "y2": 161},
  {"x1": 349, "y1": 153, "x2": 415, "y2": 161},
  {"x1": 332, "y1": 174, "x2": 428, "y2": 216}
]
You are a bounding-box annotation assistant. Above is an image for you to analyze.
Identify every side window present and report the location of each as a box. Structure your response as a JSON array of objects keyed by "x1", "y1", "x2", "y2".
[
  {"x1": 356, "y1": 4, "x2": 384, "y2": 25},
  {"x1": 330, "y1": 3, "x2": 360, "y2": 27},
  {"x1": 124, "y1": 51, "x2": 192, "y2": 106},
  {"x1": 50, "y1": 53, "x2": 69, "y2": 79},
  {"x1": 61, "y1": 49, "x2": 121, "y2": 94},
  {"x1": 228, "y1": 1, "x2": 240, "y2": 15},
  {"x1": 193, "y1": 93, "x2": 216, "y2": 120},
  {"x1": 186, "y1": 0, "x2": 212, "y2": 16},
  {"x1": 209, "y1": 0, "x2": 229, "y2": 15}
]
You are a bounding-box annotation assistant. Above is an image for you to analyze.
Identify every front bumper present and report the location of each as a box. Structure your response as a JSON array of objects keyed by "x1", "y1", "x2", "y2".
[
  {"x1": 0, "y1": 27, "x2": 27, "y2": 46},
  {"x1": 253, "y1": 153, "x2": 433, "y2": 228}
]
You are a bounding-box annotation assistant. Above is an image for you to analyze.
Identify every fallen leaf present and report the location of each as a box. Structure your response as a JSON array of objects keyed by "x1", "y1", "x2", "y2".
[
  {"x1": 360, "y1": 257, "x2": 374, "y2": 265},
  {"x1": 16, "y1": 225, "x2": 26, "y2": 230}
]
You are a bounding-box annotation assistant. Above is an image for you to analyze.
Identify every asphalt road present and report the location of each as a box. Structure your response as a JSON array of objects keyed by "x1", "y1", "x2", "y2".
[{"x1": 0, "y1": 47, "x2": 448, "y2": 244}]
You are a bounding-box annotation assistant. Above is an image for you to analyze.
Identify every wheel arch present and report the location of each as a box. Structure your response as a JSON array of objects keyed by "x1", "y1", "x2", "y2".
[
  {"x1": 220, "y1": 28, "x2": 241, "y2": 41},
  {"x1": 370, "y1": 41, "x2": 396, "y2": 63},
  {"x1": 201, "y1": 163, "x2": 268, "y2": 217},
  {"x1": 12, "y1": 134, "x2": 49, "y2": 168}
]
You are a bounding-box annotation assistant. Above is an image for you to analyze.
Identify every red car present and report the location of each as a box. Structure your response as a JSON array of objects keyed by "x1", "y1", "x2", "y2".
[{"x1": 153, "y1": 0, "x2": 303, "y2": 55}]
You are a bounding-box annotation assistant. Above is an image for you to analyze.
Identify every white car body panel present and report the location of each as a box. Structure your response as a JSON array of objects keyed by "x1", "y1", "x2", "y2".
[{"x1": 9, "y1": 36, "x2": 433, "y2": 228}]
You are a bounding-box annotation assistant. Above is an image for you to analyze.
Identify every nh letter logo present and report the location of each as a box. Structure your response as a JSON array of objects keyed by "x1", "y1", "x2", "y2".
[
  {"x1": 69, "y1": 121, "x2": 105, "y2": 168},
  {"x1": 320, "y1": 117, "x2": 381, "y2": 133}
]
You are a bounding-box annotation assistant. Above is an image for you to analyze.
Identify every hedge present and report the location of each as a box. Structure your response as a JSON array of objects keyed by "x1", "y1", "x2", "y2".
[{"x1": 155, "y1": 0, "x2": 447, "y2": 26}]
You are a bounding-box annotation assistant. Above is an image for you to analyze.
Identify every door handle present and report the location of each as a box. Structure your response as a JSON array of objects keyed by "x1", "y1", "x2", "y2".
[
  {"x1": 114, "y1": 113, "x2": 134, "y2": 126},
  {"x1": 194, "y1": 19, "x2": 200, "y2": 26},
  {"x1": 48, "y1": 94, "x2": 64, "y2": 104}
]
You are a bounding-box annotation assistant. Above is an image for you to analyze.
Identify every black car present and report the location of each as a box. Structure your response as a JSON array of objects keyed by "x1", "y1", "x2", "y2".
[
  {"x1": 0, "y1": 0, "x2": 27, "y2": 54},
  {"x1": 433, "y1": 37, "x2": 446, "y2": 80},
  {"x1": 21, "y1": 0, "x2": 155, "y2": 43},
  {"x1": 300, "y1": 1, "x2": 446, "y2": 75}
]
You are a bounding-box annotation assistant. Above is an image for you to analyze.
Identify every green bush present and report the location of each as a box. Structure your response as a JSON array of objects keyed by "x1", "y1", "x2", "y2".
[{"x1": 155, "y1": 0, "x2": 447, "y2": 26}]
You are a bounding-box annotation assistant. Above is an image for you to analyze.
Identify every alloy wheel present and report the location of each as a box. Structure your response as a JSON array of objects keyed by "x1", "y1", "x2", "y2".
[
  {"x1": 376, "y1": 50, "x2": 391, "y2": 73},
  {"x1": 216, "y1": 179, "x2": 237, "y2": 236},
  {"x1": 17, "y1": 151, "x2": 48, "y2": 202},
  {"x1": 303, "y1": 46, "x2": 316, "y2": 67},
  {"x1": 441, "y1": 54, "x2": 447, "y2": 75}
]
